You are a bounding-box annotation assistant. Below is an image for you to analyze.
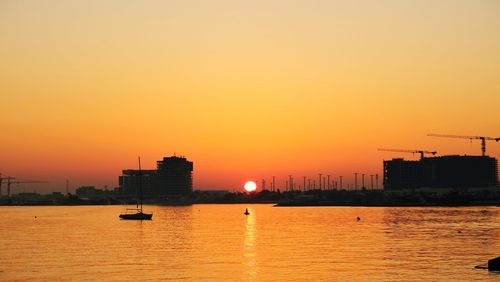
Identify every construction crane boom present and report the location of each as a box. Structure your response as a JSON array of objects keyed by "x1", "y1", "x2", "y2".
[
  {"x1": 428, "y1": 134, "x2": 500, "y2": 156},
  {"x1": 0, "y1": 176, "x2": 48, "y2": 197},
  {"x1": 378, "y1": 148, "x2": 437, "y2": 160}
]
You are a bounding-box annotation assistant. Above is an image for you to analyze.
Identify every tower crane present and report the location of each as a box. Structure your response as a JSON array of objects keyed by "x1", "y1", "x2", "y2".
[
  {"x1": 0, "y1": 176, "x2": 48, "y2": 197},
  {"x1": 427, "y1": 134, "x2": 500, "y2": 156},
  {"x1": 0, "y1": 175, "x2": 13, "y2": 196},
  {"x1": 378, "y1": 148, "x2": 437, "y2": 160}
]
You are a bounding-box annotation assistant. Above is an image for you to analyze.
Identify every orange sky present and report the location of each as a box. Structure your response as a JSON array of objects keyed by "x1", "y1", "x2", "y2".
[{"x1": 1, "y1": 0, "x2": 500, "y2": 193}]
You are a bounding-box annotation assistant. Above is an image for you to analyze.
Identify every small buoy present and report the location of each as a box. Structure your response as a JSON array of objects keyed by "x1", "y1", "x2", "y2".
[
  {"x1": 458, "y1": 230, "x2": 462, "y2": 233},
  {"x1": 34, "y1": 216, "x2": 37, "y2": 219},
  {"x1": 356, "y1": 217, "x2": 360, "y2": 221},
  {"x1": 244, "y1": 208, "x2": 250, "y2": 215}
]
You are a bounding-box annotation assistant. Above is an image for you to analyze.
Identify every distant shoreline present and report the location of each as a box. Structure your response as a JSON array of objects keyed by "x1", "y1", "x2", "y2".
[
  {"x1": 274, "y1": 202, "x2": 500, "y2": 207},
  {"x1": 2, "y1": 187, "x2": 499, "y2": 207},
  {"x1": 1, "y1": 201, "x2": 499, "y2": 207}
]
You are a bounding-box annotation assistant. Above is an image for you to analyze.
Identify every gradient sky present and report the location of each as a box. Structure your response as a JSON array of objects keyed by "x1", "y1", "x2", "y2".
[{"x1": 1, "y1": 0, "x2": 499, "y2": 193}]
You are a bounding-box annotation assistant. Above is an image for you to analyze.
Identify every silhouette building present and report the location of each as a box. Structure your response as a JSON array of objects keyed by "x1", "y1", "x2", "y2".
[
  {"x1": 119, "y1": 170, "x2": 158, "y2": 195},
  {"x1": 384, "y1": 155, "x2": 498, "y2": 190},
  {"x1": 76, "y1": 186, "x2": 110, "y2": 198},
  {"x1": 118, "y1": 155, "x2": 193, "y2": 196},
  {"x1": 422, "y1": 155, "x2": 498, "y2": 188},
  {"x1": 383, "y1": 158, "x2": 423, "y2": 190}
]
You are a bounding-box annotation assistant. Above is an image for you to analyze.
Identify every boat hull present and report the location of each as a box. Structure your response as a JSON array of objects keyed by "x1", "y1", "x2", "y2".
[{"x1": 119, "y1": 212, "x2": 153, "y2": 220}]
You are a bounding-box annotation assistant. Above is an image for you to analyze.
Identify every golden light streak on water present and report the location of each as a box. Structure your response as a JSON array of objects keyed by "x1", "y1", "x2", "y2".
[{"x1": 244, "y1": 208, "x2": 257, "y2": 280}]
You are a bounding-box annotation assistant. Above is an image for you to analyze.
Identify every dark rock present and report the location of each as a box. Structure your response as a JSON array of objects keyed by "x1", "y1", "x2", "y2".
[{"x1": 488, "y1": 257, "x2": 500, "y2": 271}]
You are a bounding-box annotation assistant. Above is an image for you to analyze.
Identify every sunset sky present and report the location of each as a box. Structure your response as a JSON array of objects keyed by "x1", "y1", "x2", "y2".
[{"x1": 1, "y1": 0, "x2": 499, "y2": 192}]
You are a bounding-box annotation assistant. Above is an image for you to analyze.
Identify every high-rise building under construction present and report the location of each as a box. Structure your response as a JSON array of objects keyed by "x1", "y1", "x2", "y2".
[
  {"x1": 118, "y1": 155, "x2": 193, "y2": 196},
  {"x1": 156, "y1": 156, "x2": 193, "y2": 195},
  {"x1": 384, "y1": 155, "x2": 498, "y2": 190}
]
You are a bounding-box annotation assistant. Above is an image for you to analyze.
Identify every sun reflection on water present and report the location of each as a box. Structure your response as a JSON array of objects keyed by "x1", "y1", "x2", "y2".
[{"x1": 244, "y1": 209, "x2": 257, "y2": 280}]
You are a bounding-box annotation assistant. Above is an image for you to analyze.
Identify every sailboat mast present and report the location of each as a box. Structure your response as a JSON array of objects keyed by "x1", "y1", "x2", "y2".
[{"x1": 138, "y1": 156, "x2": 143, "y2": 212}]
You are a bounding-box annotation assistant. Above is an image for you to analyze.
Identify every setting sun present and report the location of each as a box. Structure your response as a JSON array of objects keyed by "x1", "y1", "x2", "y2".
[
  {"x1": 244, "y1": 181, "x2": 257, "y2": 192},
  {"x1": 1, "y1": 1, "x2": 500, "y2": 281}
]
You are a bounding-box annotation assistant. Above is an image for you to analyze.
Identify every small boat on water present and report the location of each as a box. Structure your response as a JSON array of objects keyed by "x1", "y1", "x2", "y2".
[
  {"x1": 120, "y1": 209, "x2": 152, "y2": 220},
  {"x1": 119, "y1": 157, "x2": 152, "y2": 220},
  {"x1": 244, "y1": 208, "x2": 249, "y2": 215}
]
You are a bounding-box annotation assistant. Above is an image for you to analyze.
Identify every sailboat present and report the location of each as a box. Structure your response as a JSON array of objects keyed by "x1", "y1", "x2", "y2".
[{"x1": 119, "y1": 157, "x2": 153, "y2": 220}]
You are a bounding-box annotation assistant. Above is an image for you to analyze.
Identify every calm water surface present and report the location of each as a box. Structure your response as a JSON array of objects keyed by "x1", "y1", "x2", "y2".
[{"x1": 0, "y1": 205, "x2": 499, "y2": 281}]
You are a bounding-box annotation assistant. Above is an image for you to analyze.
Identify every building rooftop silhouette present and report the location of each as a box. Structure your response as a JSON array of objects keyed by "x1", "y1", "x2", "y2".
[
  {"x1": 384, "y1": 155, "x2": 498, "y2": 190},
  {"x1": 118, "y1": 155, "x2": 193, "y2": 196}
]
